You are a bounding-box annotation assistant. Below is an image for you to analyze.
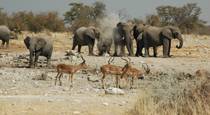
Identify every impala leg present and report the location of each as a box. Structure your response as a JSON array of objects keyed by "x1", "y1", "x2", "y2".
[
  {"x1": 59, "y1": 73, "x2": 63, "y2": 86},
  {"x1": 68, "y1": 73, "x2": 71, "y2": 81},
  {"x1": 115, "y1": 75, "x2": 119, "y2": 88},
  {"x1": 130, "y1": 77, "x2": 134, "y2": 89},
  {"x1": 55, "y1": 72, "x2": 60, "y2": 85},
  {"x1": 125, "y1": 76, "x2": 129, "y2": 89},
  {"x1": 70, "y1": 74, "x2": 73, "y2": 88},
  {"x1": 101, "y1": 73, "x2": 106, "y2": 89}
]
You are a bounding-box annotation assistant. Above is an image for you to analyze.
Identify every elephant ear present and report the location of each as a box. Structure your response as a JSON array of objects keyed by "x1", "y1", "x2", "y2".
[
  {"x1": 35, "y1": 38, "x2": 47, "y2": 51},
  {"x1": 24, "y1": 36, "x2": 31, "y2": 49},
  {"x1": 116, "y1": 22, "x2": 125, "y2": 37},
  {"x1": 92, "y1": 27, "x2": 100, "y2": 39},
  {"x1": 132, "y1": 25, "x2": 144, "y2": 39},
  {"x1": 85, "y1": 27, "x2": 96, "y2": 39},
  {"x1": 161, "y1": 28, "x2": 174, "y2": 40},
  {"x1": 171, "y1": 28, "x2": 180, "y2": 38}
]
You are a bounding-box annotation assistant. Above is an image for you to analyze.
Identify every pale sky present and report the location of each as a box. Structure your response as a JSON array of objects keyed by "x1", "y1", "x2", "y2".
[{"x1": 0, "y1": 0, "x2": 209, "y2": 24}]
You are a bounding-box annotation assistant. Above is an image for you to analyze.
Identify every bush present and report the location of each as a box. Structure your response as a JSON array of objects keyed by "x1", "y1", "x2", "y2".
[
  {"x1": 0, "y1": 9, "x2": 66, "y2": 32},
  {"x1": 64, "y1": 1, "x2": 106, "y2": 31},
  {"x1": 156, "y1": 3, "x2": 206, "y2": 34},
  {"x1": 127, "y1": 72, "x2": 210, "y2": 115}
]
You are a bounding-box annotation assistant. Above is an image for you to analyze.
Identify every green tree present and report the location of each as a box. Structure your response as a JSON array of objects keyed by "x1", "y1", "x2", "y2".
[
  {"x1": 0, "y1": 8, "x2": 9, "y2": 25},
  {"x1": 156, "y1": 3, "x2": 206, "y2": 33},
  {"x1": 145, "y1": 15, "x2": 160, "y2": 26},
  {"x1": 8, "y1": 11, "x2": 65, "y2": 32},
  {"x1": 64, "y1": 1, "x2": 106, "y2": 31}
]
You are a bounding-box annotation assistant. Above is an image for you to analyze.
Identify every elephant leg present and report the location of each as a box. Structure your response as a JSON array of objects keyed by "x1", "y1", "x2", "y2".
[
  {"x1": 88, "y1": 44, "x2": 94, "y2": 56},
  {"x1": 78, "y1": 45, "x2": 82, "y2": 53},
  {"x1": 136, "y1": 41, "x2": 144, "y2": 57},
  {"x1": 107, "y1": 46, "x2": 111, "y2": 55},
  {"x1": 113, "y1": 44, "x2": 119, "y2": 56},
  {"x1": 34, "y1": 52, "x2": 41, "y2": 67},
  {"x1": 72, "y1": 43, "x2": 77, "y2": 50},
  {"x1": 153, "y1": 47, "x2": 157, "y2": 57},
  {"x1": 29, "y1": 52, "x2": 35, "y2": 68},
  {"x1": 120, "y1": 45, "x2": 126, "y2": 56},
  {"x1": 1, "y1": 40, "x2": 5, "y2": 48},
  {"x1": 168, "y1": 40, "x2": 171, "y2": 57},
  {"x1": 143, "y1": 38, "x2": 150, "y2": 57},
  {"x1": 5, "y1": 40, "x2": 9, "y2": 48},
  {"x1": 144, "y1": 47, "x2": 150, "y2": 57},
  {"x1": 125, "y1": 42, "x2": 134, "y2": 56},
  {"x1": 163, "y1": 38, "x2": 170, "y2": 58},
  {"x1": 34, "y1": 56, "x2": 39, "y2": 67},
  {"x1": 139, "y1": 43, "x2": 144, "y2": 56},
  {"x1": 135, "y1": 40, "x2": 140, "y2": 56},
  {"x1": 72, "y1": 38, "x2": 77, "y2": 50},
  {"x1": 46, "y1": 57, "x2": 51, "y2": 67}
]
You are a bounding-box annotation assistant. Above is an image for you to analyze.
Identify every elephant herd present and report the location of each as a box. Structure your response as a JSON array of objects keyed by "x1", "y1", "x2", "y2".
[
  {"x1": 0, "y1": 22, "x2": 183, "y2": 68},
  {"x1": 72, "y1": 22, "x2": 183, "y2": 58}
]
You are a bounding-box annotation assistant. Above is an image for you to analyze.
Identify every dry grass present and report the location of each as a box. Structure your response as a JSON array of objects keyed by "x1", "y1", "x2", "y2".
[{"x1": 126, "y1": 71, "x2": 210, "y2": 115}]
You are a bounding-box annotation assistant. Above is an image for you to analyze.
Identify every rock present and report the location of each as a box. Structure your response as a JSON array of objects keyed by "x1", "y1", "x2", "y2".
[
  {"x1": 105, "y1": 87, "x2": 125, "y2": 95},
  {"x1": 93, "y1": 88, "x2": 100, "y2": 93},
  {"x1": 48, "y1": 100, "x2": 53, "y2": 103},
  {"x1": 102, "y1": 102, "x2": 109, "y2": 106},
  {"x1": 87, "y1": 76, "x2": 100, "y2": 82},
  {"x1": 73, "y1": 111, "x2": 81, "y2": 114},
  {"x1": 27, "y1": 107, "x2": 34, "y2": 111},
  {"x1": 32, "y1": 73, "x2": 47, "y2": 80},
  {"x1": 12, "y1": 80, "x2": 16, "y2": 83},
  {"x1": 65, "y1": 50, "x2": 79, "y2": 56}
]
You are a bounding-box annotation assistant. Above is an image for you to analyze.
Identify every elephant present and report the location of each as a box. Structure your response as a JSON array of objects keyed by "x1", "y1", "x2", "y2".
[
  {"x1": 72, "y1": 26, "x2": 100, "y2": 56},
  {"x1": 132, "y1": 24, "x2": 146, "y2": 56},
  {"x1": 133, "y1": 25, "x2": 183, "y2": 58},
  {"x1": 0, "y1": 25, "x2": 17, "y2": 48},
  {"x1": 24, "y1": 36, "x2": 53, "y2": 68},
  {"x1": 97, "y1": 36, "x2": 112, "y2": 56},
  {"x1": 113, "y1": 22, "x2": 134, "y2": 56}
]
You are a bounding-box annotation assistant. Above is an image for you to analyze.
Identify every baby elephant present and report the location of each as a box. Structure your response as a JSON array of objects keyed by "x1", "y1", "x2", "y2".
[
  {"x1": 0, "y1": 25, "x2": 17, "y2": 48},
  {"x1": 24, "y1": 36, "x2": 53, "y2": 68}
]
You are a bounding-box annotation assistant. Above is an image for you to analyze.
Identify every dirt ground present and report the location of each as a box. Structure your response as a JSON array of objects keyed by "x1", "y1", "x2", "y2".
[{"x1": 0, "y1": 33, "x2": 210, "y2": 115}]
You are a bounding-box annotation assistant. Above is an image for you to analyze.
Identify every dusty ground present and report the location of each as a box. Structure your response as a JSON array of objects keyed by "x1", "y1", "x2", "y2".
[{"x1": 0, "y1": 33, "x2": 210, "y2": 115}]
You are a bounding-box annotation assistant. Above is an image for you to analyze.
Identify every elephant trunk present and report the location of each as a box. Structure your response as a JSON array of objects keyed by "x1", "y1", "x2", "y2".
[
  {"x1": 125, "y1": 32, "x2": 134, "y2": 56},
  {"x1": 176, "y1": 35, "x2": 183, "y2": 49}
]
